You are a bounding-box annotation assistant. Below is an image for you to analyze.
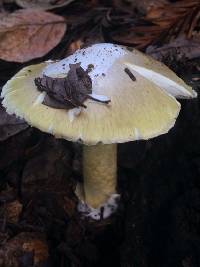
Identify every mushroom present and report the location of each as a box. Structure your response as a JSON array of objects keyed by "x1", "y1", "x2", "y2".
[{"x1": 1, "y1": 43, "x2": 196, "y2": 220}]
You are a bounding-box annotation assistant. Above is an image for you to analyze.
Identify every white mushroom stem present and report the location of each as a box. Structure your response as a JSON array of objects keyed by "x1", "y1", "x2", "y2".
[{"x1": 82, "y1": 143, "x2": 117, "y2": 209}]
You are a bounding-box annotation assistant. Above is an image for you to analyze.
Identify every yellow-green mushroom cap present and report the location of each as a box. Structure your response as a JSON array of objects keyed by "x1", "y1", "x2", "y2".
[{"x1": 1, "y1": 43, "x2": 196, "y2": 145}]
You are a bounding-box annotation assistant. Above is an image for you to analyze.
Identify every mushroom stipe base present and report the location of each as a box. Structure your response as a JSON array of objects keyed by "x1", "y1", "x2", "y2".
[
  {"x1": 76, "y1": 144, "x2": 117, "y2": 210},
  {"x1": 78, "y1": 193, "x2": 120, "y2": 220}
]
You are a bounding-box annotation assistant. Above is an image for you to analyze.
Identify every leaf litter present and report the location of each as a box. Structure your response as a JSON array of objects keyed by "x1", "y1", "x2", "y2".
[{"x1": 0, "y1": 9, "x2": 66, "y2": 62}]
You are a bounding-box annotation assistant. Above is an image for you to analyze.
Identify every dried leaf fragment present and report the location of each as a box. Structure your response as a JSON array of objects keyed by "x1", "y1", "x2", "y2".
[
  {"x1": 35, "y1": 63, "x2": 110, "y2": 110},
  {"x1": 0, "y1": 9, "x2": 67, "y2": 62},
  {"x1": 110, "y1": 0, "x2": 200, "y2": 49},
  {"x1": 126, "y1": 0, "x2": 168, "y2": 14}
]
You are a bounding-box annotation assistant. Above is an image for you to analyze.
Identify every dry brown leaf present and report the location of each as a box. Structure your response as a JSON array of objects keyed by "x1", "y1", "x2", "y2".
[
  {"x1": 111, "y1": 0, "x2": 200, "y2": 49},
  {"x1": 16, "y1": 0, "x2": 75, "y2": 10},
  {"x1": 146, "y1": 0, "x2": 200, "y2": 30},
  {"x1": 146, "y1": 37, "x2": 200, "y2": 61},
  {"x1": 0, "y1": 9, "x2": 67, "y2": 62},
  {"x1": 0, "y1": 232, "x2": 48, "y2": 266},
  {"x1": 22, "y1": 238, "x2": 48, "y2": 265},
  {"x1": 126, "y1": 0, "x2": 169, "y2": 14}
]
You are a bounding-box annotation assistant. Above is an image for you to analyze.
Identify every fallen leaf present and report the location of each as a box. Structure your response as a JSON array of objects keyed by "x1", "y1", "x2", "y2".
[
  {"x1": 146, "y1": 37, "x2": 200, "y2": 61},
  {"x1": 16, "y1": 0, "x2": 75, "y2": 10},
  {"x1": 125, "y1": 0, "x2": 168, "y2": 14},
  {"x1": 0, "y1": 9, "x2": 67, "y2": 62},
  {"x1": 0, "y1": 101, "x2": 28, "y2": 141},
  {"x1": 0, "y1": 232, "x2": 48, "y2": 267},
  {"x1": 35, "y1": 63, "x2": 93, "y2": 110},
  {"x1": 110, "y1": 0, "x2": 200, "y2": 49}
]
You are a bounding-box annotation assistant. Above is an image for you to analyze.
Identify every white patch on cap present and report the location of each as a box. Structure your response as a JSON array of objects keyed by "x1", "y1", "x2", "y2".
[
  {"x1": 47, "y1": 124, "x2": 53, "y2": 134},
  {"x1": 45, "y1": 60, "x2": 54, "y2": 63},
  {"x1": 88, "y1": 93, "x2": 110, "y2": 102},
  {"x1": 77, "y1": 194, "x2": 120, "y2": 220},
  {"x1": 125, "y1": 63, "x2": 195, "y2": 98},
  {"x1": 33, "y1": 92, "x2": 46, "y2": 105},
  {"x1": 134, "y1": 128, "x2": 141, "y2": 140},
  {"x1": 43, "y1": 43, "x2": 127, "y2": 84},
  {"x1": 13, "y1": 76, "x2": 27, "y2": 79},
  {"x1": 68, "y1": 107, "x2": 82, "y2": 122}
]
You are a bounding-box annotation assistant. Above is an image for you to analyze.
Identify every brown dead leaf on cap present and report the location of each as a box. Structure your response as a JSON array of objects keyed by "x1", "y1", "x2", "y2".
[{"x1": 0, "y1": 9, "x2": 67, "y2": 62}]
